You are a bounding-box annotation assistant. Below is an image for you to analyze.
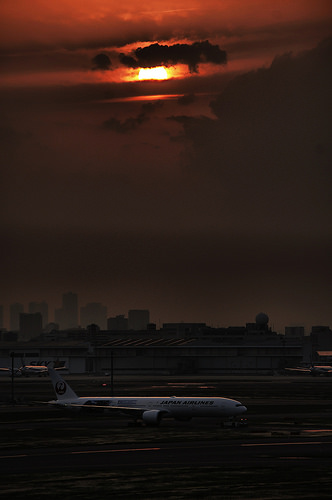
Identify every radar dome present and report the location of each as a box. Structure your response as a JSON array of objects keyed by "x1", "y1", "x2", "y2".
[{"x1": 255, "y1": 312, "x2": 269, "y2": 325}]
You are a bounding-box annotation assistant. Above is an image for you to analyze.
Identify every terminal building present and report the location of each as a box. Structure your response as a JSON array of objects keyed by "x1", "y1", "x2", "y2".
[
  {"x1": 1, "y1": 312, "x2": 331, "y2": 376},
  {"x1": 0, "y1": 313, "x2": 309, "y2": 376}
]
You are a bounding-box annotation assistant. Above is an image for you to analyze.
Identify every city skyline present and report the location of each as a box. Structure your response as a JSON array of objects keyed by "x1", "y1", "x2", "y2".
[
  {"x1": 2, "y1": 293, "x2": 151, "y2": 331},
  {"x1": 1, "y1": 290, "x2": 331, "y2": 334},
  {"x1": 1, "y1": 2, "x2": 331, "y2": 335}
]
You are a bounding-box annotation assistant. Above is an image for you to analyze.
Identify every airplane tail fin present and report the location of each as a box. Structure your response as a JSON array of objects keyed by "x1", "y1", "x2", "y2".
[{"x1": 48, "y1": 367, "x2": 79, "y2": 401}]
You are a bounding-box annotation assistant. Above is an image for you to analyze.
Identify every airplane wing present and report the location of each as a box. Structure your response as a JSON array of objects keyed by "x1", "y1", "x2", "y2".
[
  {"x1": 0, "y1": 367, "x2": 22, "y2": 376},
  {"x1": 46, "y1": 401, "x2": 170, "y2": 418},
  {"x1": 284, "y1": 367, "x2": 311, "y2": 372}
]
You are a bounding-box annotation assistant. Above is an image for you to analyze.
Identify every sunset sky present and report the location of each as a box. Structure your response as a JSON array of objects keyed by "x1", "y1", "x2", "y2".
[{"x1": 1, "y1": 1, "x2": 331, "y2": 332}]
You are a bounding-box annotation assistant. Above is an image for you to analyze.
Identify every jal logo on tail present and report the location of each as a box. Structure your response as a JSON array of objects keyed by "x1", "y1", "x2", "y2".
[{"x1": 55, "y1": 381, "x2": 67, "y2": 395}]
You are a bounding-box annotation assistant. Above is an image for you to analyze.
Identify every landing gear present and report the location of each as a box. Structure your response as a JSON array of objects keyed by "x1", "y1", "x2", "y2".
[{"x1": 221, "y1": 417, "x2": 248, "y2": 428}]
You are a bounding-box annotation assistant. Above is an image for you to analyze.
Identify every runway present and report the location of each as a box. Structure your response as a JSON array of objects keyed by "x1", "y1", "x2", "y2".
[
  {"x1": 2, "y1": 375, "x2": 332, "y2": 497},
  {"x1": 1, "y1": 437, "x2": 332, "y2": 474}
]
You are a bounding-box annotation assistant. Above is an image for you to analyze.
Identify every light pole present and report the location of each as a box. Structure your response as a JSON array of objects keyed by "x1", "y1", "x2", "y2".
[
  {"x1": 110, "y1": 350, "x2": 114, "y2": 397},
  {"x1": 10, "y1": 351, "x2": 15, "y2": 404}
]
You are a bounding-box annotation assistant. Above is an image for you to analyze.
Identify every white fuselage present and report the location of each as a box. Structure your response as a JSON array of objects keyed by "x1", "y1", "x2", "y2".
[
  {"x1": 54, "y1": 395, "x2": 247, "y2": 418},
  {"x1": 48, "y1": 368, "x2": 247, "y2": 423}
]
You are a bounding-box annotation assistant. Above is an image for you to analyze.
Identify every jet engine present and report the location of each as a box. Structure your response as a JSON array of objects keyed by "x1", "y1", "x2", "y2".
[{"x1": 142, "y1": 409, "x2": 163, "y2": 426}]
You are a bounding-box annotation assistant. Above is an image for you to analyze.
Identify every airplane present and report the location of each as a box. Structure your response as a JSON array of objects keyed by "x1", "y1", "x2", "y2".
[
  {"x1": 19, "y1": 363, "x2": 68, "y2": 376},
  {"x1": 285, "y1": 365, "x2": 332, "y2": 376},
  {"x1": 0, "y1": 367, "x2": 22, "y2": 376},
  {"x1": 19, "y1": 364, "x2": 49, "y2": 377},
  {"x1": 1, "y1": 361, "x2": 67, "y2": 377},
  {"x1": 47, "y1": 368, "x2": 247, "y2": 426}
]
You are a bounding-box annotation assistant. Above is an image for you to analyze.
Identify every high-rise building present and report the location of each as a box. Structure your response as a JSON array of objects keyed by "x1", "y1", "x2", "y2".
[
  {"x1": 128, "y1": 310, "x2": 150, "y2": 330},
  {"x1": 10, "y1": 303, "x2": 24, "y2": 331},
  {"x1": 80, "y1": 302, "x2": 107, "y2": 329},
  {"x1": 107, "y1": 314, "x2": 128, "y2": 331},
  {"x1": 55, "y1": 292, "x2": 78, "y2": 330},
  {"x1": 29, "y1": 301, "x2": 48, "y2": 327}
]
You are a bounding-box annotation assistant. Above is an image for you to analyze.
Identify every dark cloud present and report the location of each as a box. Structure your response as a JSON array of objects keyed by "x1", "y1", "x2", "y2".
[
  {"x1": 92, "y1": 53, "x2": 112, "y2": 70},
  {"x1": 119, "y1": 40, "x2": 227, "y2": 73},
  {"x1": 102, "y1": 101, "x2": 164, "y2": 133},
  {"x1": 173, "y1": 38, "x2": 332, "y2": 233}
]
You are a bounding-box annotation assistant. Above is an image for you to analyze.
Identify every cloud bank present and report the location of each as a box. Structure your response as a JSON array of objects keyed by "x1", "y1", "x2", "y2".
[
  {"x1": 173, "y1": 38, "x2": 331, "y2": 239},
  {"x1": 103, "y1": 101, "x2": 164, "y2": 133},
  {"x1": 119, "y1": 41, "x2": 227, "y2": 72},
  {"x1": 92, "y1": 53, "x2": 112, "y2": 70}
]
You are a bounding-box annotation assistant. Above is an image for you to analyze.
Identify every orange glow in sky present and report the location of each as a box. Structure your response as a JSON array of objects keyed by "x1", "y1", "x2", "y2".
[
  {"x1": 138, "y1": 67, "x2": 169, "y2": 81},
  {"x1": 0, "y1": 0, "x2": 331, "y2": 334},
  {"x1": 1, "y1": 1, "x2": 331, "y2": 89}
]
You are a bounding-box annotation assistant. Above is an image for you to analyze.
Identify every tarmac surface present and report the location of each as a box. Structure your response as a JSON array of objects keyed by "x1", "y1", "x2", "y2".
[
  {"x1": 1, "y1": 373, "x2": 332, "y2": 498},
  {"x1": 1, "y1": 436, "x2": 332, "y2": 475}
]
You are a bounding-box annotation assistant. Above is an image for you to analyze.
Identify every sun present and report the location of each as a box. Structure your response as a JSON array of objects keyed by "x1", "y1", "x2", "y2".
[{"x1": 138, "y1": 66, "x2": 169, "y2": 81}]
